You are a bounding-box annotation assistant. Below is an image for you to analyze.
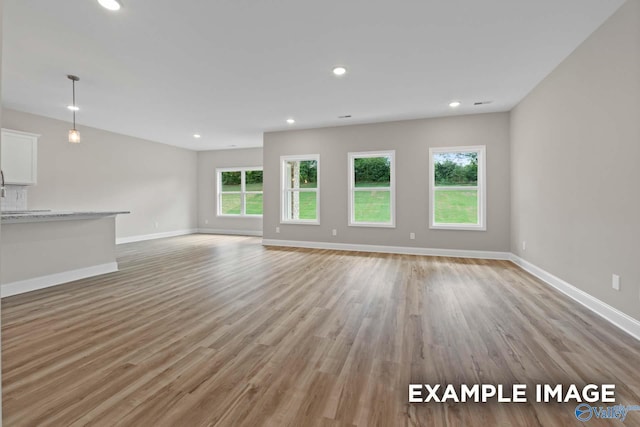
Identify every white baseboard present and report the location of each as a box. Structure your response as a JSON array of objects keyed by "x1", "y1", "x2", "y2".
[
  {"x1": 510, "y1": 254, "x2": 640, "y2": 341},
  {"x1": 261, "y1": 239, "x2": 511, "y2": 260},
  {"x1": 116, "y1": 229, "x2": 197, "y2": 244},
  {"x1": 1, "y1": 262, "x2": 119, "y2": 298},
  {"x1": 199, "y1": 228, "x2": 263, "y2": 237}
]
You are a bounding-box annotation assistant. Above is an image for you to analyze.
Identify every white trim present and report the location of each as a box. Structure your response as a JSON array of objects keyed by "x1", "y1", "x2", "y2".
[
  {"x1": 348, "y1": 150, "x2": 396, "y2": 228},
  {"x1": 198, "y1": 228, "x2": 263, "y2": 237},
  {"x1": 0, "y1": 128, "x2": 41, "y2": 138},
  {"x1": 1, "y1": 262, "x2": 118, "y2": 298},
  {"x1": 347, "y1": 221, "x2": 396, "y2": 228},
  {"x1": 279, "y1": 219, "x2": 321, "y2": 225},
  {"x1": 429, "y1": 145, "x2": 486, "y2": 231},
  {"x1": 430, "y1": 222, "x2": 486, "y2": 231},
  {"x1": 280, "y1": 154, "x2": 320, "y2": 225},
  {"x1": 510, "y1": 254, "x2": 640, "y2": 341},
  {"x1": 218, "y1": 212, "x2": 263, "y2": 218},
  {"x1": 116, "y1": 229, "x2": 197, "y2": 244},
  {"x1": 262, "y1": 239, "x2": 510, "y2": 260}
]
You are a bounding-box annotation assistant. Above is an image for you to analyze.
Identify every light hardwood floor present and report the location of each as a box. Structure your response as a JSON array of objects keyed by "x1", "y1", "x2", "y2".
[{"x1": 2, "y1": 234, "x2": 640, "y2": 426}]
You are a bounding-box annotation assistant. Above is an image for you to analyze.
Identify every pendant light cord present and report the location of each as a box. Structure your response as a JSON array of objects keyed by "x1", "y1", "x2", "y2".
[{"x1": 72, "y1": 79, "x2": 76, "y2": 129}]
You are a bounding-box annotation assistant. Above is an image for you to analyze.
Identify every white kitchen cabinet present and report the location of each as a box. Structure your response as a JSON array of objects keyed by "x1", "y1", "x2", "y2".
[{"x1": 1, "y1": 128, "x2": 39, "y2": 185}]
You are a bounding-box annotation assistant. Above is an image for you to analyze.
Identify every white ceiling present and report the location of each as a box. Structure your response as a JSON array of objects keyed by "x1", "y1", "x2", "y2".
[{"x1": 2, "y1": 0, "x2": 625, "y2": 150}]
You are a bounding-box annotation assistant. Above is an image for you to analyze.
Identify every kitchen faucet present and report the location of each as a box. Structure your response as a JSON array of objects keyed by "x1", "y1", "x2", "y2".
[{"x1": 1, "y1": 170, "x2": 6, "y2": 198}]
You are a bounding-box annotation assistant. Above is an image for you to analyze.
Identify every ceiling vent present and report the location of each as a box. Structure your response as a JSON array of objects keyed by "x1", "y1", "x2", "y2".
[{"x1": 474, "y1": 101, "x2": 493, "y2": 106}]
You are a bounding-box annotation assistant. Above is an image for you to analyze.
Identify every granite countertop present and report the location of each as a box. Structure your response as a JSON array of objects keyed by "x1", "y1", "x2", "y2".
[{"x1": 1, "y1": 210, "x2": 130, "y2": 223}]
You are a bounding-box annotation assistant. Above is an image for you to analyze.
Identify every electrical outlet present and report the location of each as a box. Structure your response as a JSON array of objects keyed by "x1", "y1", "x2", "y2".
[
  {"x1": 410, "y1": 232, "x2": 415, "y2": 240},
  {"x1": 612, "y1": 274, "x2": 620, "y2": 291},
  {"x1": 205, "y1": 219, "x2": 209, "y2": 225},
  {"x1": 276, "y1": 226, "x2": 280, "y2": 233},
  {"x1": 522, "y1": 241, "x2": 527, "y2": 251},
  {"x1": 332, "y1": 229, "x2": 337, "y2": 236},
  {"x1": 154, "y1": 221, "x2": 159, "y2": 229}
]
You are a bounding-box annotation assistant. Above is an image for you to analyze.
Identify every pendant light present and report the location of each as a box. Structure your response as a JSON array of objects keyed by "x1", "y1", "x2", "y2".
[{"x1": 68, "y1": 75, "x2": 81, "y2": 143}]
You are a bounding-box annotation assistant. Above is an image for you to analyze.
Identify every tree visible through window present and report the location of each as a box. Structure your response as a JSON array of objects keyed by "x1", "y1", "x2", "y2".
[
  {"x1": 429, "y1": 146, "x2": 486, "y2": 230},
  {"x1": 218, "y1": 168, "x2": 263, "y2": 216}
]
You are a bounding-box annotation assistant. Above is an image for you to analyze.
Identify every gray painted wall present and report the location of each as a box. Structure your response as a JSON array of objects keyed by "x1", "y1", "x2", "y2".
[
  {"x1": 511, "y1": 0, "x2": 640, "y2": 320},
  {"x1": 263, "y1": 113, "x2": 510, "y2": 251},
  {"x1": 197, "y1": 148, "x2": 263, "y2": 233},
  {"x1": 2, "y1": 109, "x2": 198, "y2": 239}
]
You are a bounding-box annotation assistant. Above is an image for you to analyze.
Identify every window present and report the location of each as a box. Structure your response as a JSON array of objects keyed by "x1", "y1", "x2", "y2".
[
  {"x1": 217, "y1": 168, "x2": 263, "y2": 216},
  {"x1": 348, "y1": 150, "x2": 395, "y2": 227},
  {"x1": 429, "y1": 146, "x2": 486, "y2": 230},
  {"x1": 281, "y1": 155, "x2": 319, "y2": 224}
]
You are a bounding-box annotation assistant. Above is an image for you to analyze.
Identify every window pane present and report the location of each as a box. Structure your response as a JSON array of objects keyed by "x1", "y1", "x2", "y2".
[
  {"x1": 284, "y1": 190, "x2": 317, "y2": 220},
  {"x1": 298, "y1": 192, "x2": 317, "y2": 220},
  {"x1": 354, "y1": 190, "x2": 391, "y2": 223},
  {"x1": 285, "y1": 160, "x2": 317, "y2": 189},
  {"x1": 221, "y1": 171, "x2": 241, "y2": 191},
  {"x1": 220, "y1": 193, "x2": 242, "y2": 215},
  {"x1": 354, "y1": 156, "x2": 391, "y2": 187},
  {"x1": 246, "y1": 170, "x2": 263, "y2": 191},
  {"x1": 434, "y1": 152, "x2": 478, "y2": 186},
  {"x1": 246, "y1": 193, "x2": 263, "y2": 215},
  {"x1": 434, "y1": 189, "x2": 478, "y2": 224}
]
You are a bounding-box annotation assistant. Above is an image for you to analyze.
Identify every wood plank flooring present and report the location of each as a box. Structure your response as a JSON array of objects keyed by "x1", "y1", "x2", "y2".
[{"x1": 2, "y1": 234, "x2": 640, "y2": 426}]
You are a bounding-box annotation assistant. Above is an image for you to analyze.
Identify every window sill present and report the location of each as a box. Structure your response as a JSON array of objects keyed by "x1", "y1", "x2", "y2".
[
  {"x1": 280, "y1": 220, "x2": 320, "y2": 226},
  {"x1": 348, "y1": 222, "x2": 396, "y2": 228},
  {"x1": 217, "y1": 214, "x2": 263, "y2": 218},
  {"x1": 429, "y1": 224, "x2": 486, "y2": 231}
]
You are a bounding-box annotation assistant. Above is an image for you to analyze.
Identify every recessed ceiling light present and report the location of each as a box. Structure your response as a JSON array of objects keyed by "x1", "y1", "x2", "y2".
[
  {"x1": 67, "y1": 105, "x2": 79, "y2": 111},
  {"x1": 332, "y1": 66, "x2": 347, "y2": 76},
  {"x1": 286, "y1": 118, "x2": 295, "y2": 124},
  {"x1": 193, "y1": 134, "x2": 201, "y2": 138},
  {"x1": 449, "y1": 101, "x2": 461, "y2": 108},
  {"x1": 98, "y1": 0, "x2": 121, "y2": 11}
]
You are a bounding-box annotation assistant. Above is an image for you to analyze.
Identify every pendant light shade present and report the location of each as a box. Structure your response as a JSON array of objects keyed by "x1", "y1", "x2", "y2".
[
  {"x1": 69, "y1": 129, "x2": 81, "y2": 143},
  {"x1": 67, "y1": 75, "x2": 80, "y2": 144}
]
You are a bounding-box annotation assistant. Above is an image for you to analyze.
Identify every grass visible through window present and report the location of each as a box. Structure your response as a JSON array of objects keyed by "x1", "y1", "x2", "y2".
[
  {"x1": 354, "y1": 190, "x2": 390, "y2": 222},
  {"x1": 221, "y1": 193, "x2": 241, "y2": 215},
  {"x1": 434, "y1": 190, "x2": 478, "y2": 224},
  {"x1": 245, "y1": 194, "x2": 263, "y2": 215},
  {"x1": 295, "y1": 192, "x2": 317, "y2": 220},
  {"x1": 224, "y1": 182, "x2": 477, "y2": 223}
]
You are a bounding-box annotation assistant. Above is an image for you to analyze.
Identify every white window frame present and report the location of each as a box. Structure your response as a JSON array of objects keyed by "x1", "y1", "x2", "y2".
[
  {"x1": 217, "y1": 167, "x2": 263, "y2": 217},
  {"x1": 429, "y1": 145, "x2": 486, "y2": 231},
  {"x1": 280, "y1": 154, "x2": 320, "y2": 225},
  {"x1": 348, "y1": 150, "x2": 396, "y2": 228}
]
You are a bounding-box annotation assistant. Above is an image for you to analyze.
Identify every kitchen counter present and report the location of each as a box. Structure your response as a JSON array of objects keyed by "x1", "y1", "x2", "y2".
[
  {"x1": 1, "y1": 210, "x2": 129, "y2": 223},
  {"x1": 1, "y1": 210, "x2": 129, "y2": 297}
]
